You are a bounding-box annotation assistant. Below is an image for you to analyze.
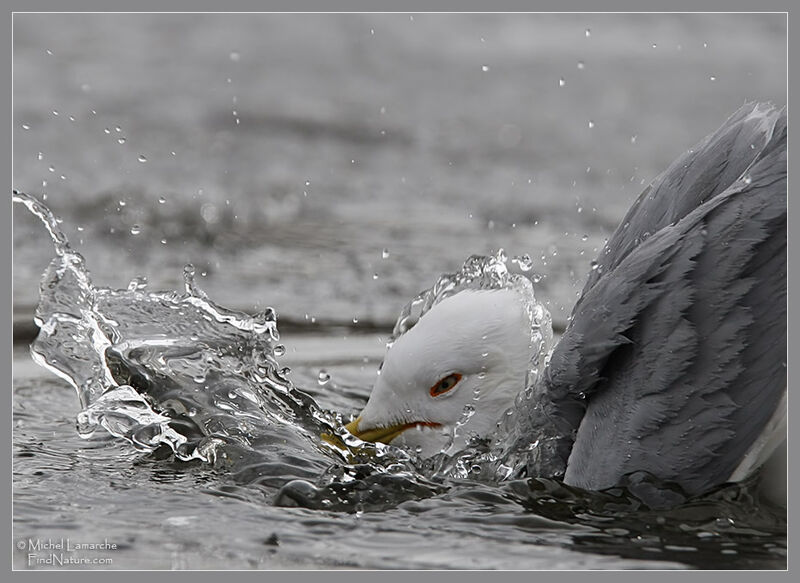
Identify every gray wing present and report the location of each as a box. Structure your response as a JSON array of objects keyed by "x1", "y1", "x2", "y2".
[
  {"x1": 511, "y1": 102, "x2": 786, "y2": 498},
  {"x1": 576, "y1": 101, "x2": 784, "y2": 304}
]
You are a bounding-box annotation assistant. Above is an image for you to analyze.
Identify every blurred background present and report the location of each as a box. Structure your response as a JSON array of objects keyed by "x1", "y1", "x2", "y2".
[{"x1": 13, "y1": 13, "x2": 787, "y2": 335}]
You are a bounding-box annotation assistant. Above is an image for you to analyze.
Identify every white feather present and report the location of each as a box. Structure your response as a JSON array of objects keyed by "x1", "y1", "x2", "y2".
[{"x1": 355, "y1": 288, "x2": 534, "y2": 457}]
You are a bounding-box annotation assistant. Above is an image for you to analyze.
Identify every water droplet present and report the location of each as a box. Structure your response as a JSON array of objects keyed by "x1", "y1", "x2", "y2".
[
  {"x1": 372, "y1": 273, "x2": 379, "y2": 280},
  {"x1": 127, "y1": 276, "x2": 148, "y2": 291},
  {"x1": 585, "y1": 28, "x2": 591, "y2": 37},
  {"x1": 581, "y1": 234, "x2": 589, "y2": 241},
  {"x1": 52, "y1": 110, "x2": 59, "y2": 116},
  {"x1": 381, "y1": 248, "x2": 390, "y2": 259},
  {"x1": 229, "y1": 51, "x2": 240, "y2": 62},
  {"x1": 117, "y1": 137, "x2": 126, "y2": 144},
  {"x1": 709, "y1": 75, "x2": 717, "y2": 82},
  {"x1": 274, "y1": 344, "x2": 286, "y2": 357},
  {"x1": 511, "y1": 253, "x2": 533, "y2": 272},
  {"x1": 481, "y1": 65, "x2": 490, "y2": 72},
  {"x1": 130, "y1": 225, "x2": 141, "y2": 235},
  {"x1": 137, "y1": 154, "x2": 147, "y2": 163},
  {"x1": 37, "y1": 152, "x2": 43, "y2": 161},
  {"x1": 104, "y1": 127, "x2": 111, "y2": 134},
  {"x1": 115, "y1": 126, "x2": 122, "y2": 132},
  {"x1": 742, "y1": 175, "x2": 752, "y2": 185},
  {"x1": 160, "y1": 239, "x2": 167, "y2": 245},
  {"x1": 577, "y1": 61, "x2": 585, "y2": 70},
  {"x1": 558, "y1": 77, "x2": 565, "y2": 87},
  {"x1": 590, "y1": 261, "x2": 599, "y2": 271},
  {"x1": 48, "y1": 165, "x2": 55, "y2": 172},
  {"x1": 652, "y1": 43, "x2": 657, "y2": 49},
  {"x1": 158, "y1": 196, "x2": 166, "y2": 204},
  {"x1": 352, "y1": 316, "x2": 359, "y2": 324},
  {"x1": 21, "y1": 124, "x2": 30, "y2": 130},
  {"x1": 201, "y1": 203, "x2": 219, "y2": 224},
  {"x1": 69, "y1": 115, "x2": 75, "y2": 122},
  {"x1": 317, "y1": 370, "x2": 331, "y2": 385},
  {"x1": 630, "y1": 135, "x2": 637, "y2": 144},
  {"x1": 588, "y1": 120, "x2": 595, "y2": 129}
]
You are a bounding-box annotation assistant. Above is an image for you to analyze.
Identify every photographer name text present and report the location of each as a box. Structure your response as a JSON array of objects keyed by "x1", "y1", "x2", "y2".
[{"x1": 20, "y1": 538, "x2": 117, "y2": 552}]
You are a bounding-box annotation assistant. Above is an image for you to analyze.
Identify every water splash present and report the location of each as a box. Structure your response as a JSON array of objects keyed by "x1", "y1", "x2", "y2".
[
  {"x1": 14, "y1": 190, "x2": 435, "y2": 512},
  {"x1": 13, "y1": 191, "x2": 343, "y2": 467}
]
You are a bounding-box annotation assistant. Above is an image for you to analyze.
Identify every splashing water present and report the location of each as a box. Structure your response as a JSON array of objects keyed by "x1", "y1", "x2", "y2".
[{"x1": 13, "y1": 191, "x2": 417, "y2": 492}]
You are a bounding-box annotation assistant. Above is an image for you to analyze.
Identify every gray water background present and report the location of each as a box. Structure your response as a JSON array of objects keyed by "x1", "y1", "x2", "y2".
[{"x1": 12, "y1": 13, "x2": 787, "y2": 570}]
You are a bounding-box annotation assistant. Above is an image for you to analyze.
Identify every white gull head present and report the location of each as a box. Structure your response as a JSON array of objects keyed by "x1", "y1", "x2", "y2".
[{"x1": 346, "y1": 287, "x2": 549, "y2": 458}]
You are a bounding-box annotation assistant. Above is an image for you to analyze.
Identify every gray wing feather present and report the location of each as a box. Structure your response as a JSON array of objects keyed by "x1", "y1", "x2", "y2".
[{"x1": 509, "y1": 103, "x2": 786, "y2": 498}]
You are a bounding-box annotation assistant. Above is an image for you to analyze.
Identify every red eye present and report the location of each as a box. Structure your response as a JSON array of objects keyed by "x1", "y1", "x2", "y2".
[{"x1": 429, "y1": 373, "x2": 462, "y2": 397}]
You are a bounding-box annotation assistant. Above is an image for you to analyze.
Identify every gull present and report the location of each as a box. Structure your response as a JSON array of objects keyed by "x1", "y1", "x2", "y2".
[{"x1": 344, "y1": 102, "x2": 787, "y2": 504}]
